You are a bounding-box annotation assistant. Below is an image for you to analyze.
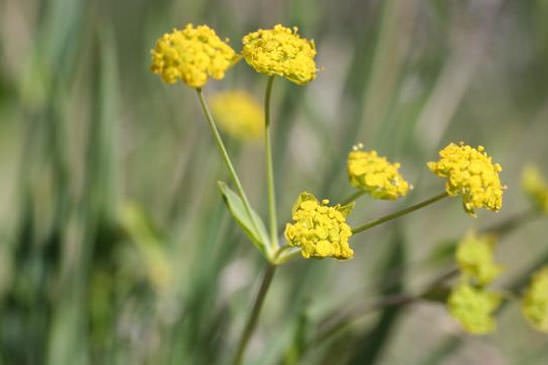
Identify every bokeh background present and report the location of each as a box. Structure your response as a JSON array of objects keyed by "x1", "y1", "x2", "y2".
[{"x1": 1, "y1": 0, "x2": 548, "y2": 364}]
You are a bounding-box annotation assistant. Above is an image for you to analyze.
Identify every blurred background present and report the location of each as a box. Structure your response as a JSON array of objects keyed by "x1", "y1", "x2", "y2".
[{"x1": 1, "y1": 0, "x2": 548, "y2": 364}]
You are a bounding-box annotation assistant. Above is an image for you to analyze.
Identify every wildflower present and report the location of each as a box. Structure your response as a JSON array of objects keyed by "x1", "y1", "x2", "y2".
[
  {"x1": 427, "y1": 143, "x2": 504, "y2": 216},
  {"x1": 284, "y1": 192, "x2": 353, "y2": 259},
  {"x1": 242, "y1": 24, "x2": 317, "y2": 85},
  {"x1": 347, "y1": 143, "x2": 411, "y2": 200},
  {"x1": 210, "y1": 91, "x2": 264, "y2": 140},
  {"x1": 447, "y1": 283, "x2": 501, "y2": 334},
  {"x1": 150, "y1": 24, "x2": 239, "y2": 88},
  {"x1": 522, "y1": 165, "x2": 548, "y2": 214},
  {"x1": 455, "y1": 231, "x2": 502, "y2": 286},
  {"x1": 521, "y1": 266, "x2": 548, "y2": 332}
]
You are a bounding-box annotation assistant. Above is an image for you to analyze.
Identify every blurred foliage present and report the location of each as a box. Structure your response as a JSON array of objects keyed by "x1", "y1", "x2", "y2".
[{"x1": 1, "y1": 0, "x2": 548, "y2": 364}]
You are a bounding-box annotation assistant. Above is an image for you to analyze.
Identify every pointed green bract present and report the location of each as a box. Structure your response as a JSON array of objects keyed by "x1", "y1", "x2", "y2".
[{"x1": 336, "y1": 201, "x2": 355, "y2": 218}]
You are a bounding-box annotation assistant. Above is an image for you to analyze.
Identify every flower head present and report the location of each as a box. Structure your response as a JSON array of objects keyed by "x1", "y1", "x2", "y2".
[
  {"x1": 284, "y1": 192, "x2": 353, "y2": 259},
  {"x1": 522, "y1": 165, "x2": 548, "y2": 214},
  {"x1": 242, "y1": 24, "x2": 317, "y2": 85},
  {"x1": 447, "y1": 283, "x2": 501, "y2": 334},
  {"x1": 427, "y1": 143, "x2": 504, "y2": 215},
  {"x1": 455, "y1": 231, "x2": 502, "y2": 286},
  {"x1": 150, "y1": 24, "x2": 239, "y2": 88},
  {"x1": 347, "y1": 143, "x2": 411, "y2": 200},
  {"x1": 210, "y1": 91, "x2": 264, "y2": 140},
  {"x1": 521, "y1": 266, "x2": 548, "y2": 332}
]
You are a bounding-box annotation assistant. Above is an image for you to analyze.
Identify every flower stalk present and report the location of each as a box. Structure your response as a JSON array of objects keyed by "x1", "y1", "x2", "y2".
[
  {"x1": 352, "y1": 191, "x2": 449, "y2": 234},
  {"x1": 196, "y1": 89, "x2": 263, "y2": 241},
  {"x1": 264, "y1": 76, "x2": 278, "y2": 252},
  {"x1": 340, "y1": 190, "x2": 366, "y2": 206}
]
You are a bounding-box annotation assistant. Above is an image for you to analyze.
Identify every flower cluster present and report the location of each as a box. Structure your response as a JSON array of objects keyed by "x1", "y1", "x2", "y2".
[
  {"x1": 347, "y1": 144, "x2": 411, "y2": 200},
  {"x1": 150, "y1": 24, "x2": 239, "y2": 88},
  {"x1": 447, "y1": 231, "x2": 503, "y2": 334},
  {"x1": 284, "y1": 192, "x2": 353, "y2": 259},
  {"x1": 455, "y1": 231, "x2": 502, "y2": 285},
  {"x1": 522, "y1": 165, "x2": 548, "y2": 214},
  {"x1": 210, "y1": 91, "x2": 264, "y2": 140},
  {"x1": 428, "y1": 143, "x2": 504, "y2": 215},
  {"x1": 146, "y1": 21, "x2": 548, "y2": 362},
  {"x1": 447, "y1": 283, "x2": 501, "y2": 334},
  {"x1": 242, "y1": 24, "x2": 317, "y2": 85},
  {"x1": 521, "y1": 266, "x2": 548, "y2": 332}
]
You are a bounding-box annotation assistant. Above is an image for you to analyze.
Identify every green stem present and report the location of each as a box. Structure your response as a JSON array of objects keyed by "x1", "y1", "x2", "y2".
[
  {"x1": 196, "y1": 89, "x2": 262, "y2": 239},
  {"x1": 264, "y1": 76, "x2": 278, "y2": 251},
  {"x1": 313, "y1": 293, "x2": 415, "y2": 346},
  {"x1": 312, "y1": 267, "x2": 459, "y2": 346},
  {"x1": 352, "y1": 192, "x2": 449, "y2": 234},
  {"x1": 232, "y1": 264, "x2": 277, "y2": 365},
  {"x1": 341, "y1": 190, "x2": 366, "y2": 205},
  {"x1": 273, "y1": 245, "x2": 300, "y2": 265}
]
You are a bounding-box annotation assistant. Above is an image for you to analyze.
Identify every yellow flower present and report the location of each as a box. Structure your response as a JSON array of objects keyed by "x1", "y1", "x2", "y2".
[
  {"x1": 242, "y1": 24, "x2": 317, "y2": 85},
  {"x1": 522, "y1": 165, "x2": 548, "y2": 214},
  {"x1": 427, "y1": 143, "x2": 504, "y2": 215},
  {"x1": 347, "y1": 143, "x2": 411, "y2": 200},
  {"x1": 455, "y1": 231, "x2": 502, "y2": 286},
  {"x1": 521, "y1": 266, "x2": 548, "y2": 332},
  {"x1": 447, "y1": 283, "x2": 501, "y2": 334},
  {"x1": 210, "y1": 91, "x2": 264, "y2": 140},
  {"x1": 150, "y1": 24, "x2": 239, "y2": 88},
  {"x1": 284, "y1": 192, "x2": 354, "y2": 259}
]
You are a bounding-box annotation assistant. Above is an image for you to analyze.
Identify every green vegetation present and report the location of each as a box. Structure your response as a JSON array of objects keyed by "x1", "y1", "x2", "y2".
[{"x1": 1, "y1": 1, "x2": 548, "y2": 364}]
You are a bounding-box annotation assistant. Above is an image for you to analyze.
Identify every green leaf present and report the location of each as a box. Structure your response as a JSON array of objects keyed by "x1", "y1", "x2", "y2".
[{"x1": 217, "y1": 181, "x2": 270, "y2": 255}]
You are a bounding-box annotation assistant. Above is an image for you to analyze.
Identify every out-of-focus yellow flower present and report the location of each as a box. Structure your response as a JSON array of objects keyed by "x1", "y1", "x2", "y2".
[
  {"x1": 447, "y1": 283, "x2": 501, "y2": 334},
  {"x1": 427, "y1": 143, "x2": 504, "y2": 216},
  {"x1": 284, "y1": 192, "x2": 353, "y2": 259},
  {"x1": 521, "y1": 266, "x2": 548, "y2": 332},
  {"x1": 347, "y1": 143, "x2": 411, "y2": 200},
  {"x1": 455, "y1": 231, "x2": 502, "y2": 286},
  {"x1": 242, "y1": 24, "x2": 317, "y2": 85},
  {"x1": 522, "y1": 165, "x2": 548, "y2": 214},
  {"x1": 150, "y1": 24, "x2": 239, "y2": 88},
  {"x1": 210, "y1": 91, "x2": 264, "y2": 140}
]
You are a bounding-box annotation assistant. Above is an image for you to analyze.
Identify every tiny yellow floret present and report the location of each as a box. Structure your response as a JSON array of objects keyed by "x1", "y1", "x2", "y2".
[
  {"x1": 347, "y1": 143, "x2": 411, "y2": 200},
  {"x1": 521, "y1": 266, "x2": 548, "y2": 332},
  {"x1": 522, "y1": 165, "x2": 548, "y2": 214},
  {"x1": 447, "y1": 283, "x2": 501, "y2": 334},
  {"x1": 150, "y1": 24, "x2": 239, "y2": 88},
  {"x1": 284, "y1": 192, "x2": 354, "y2": 259},
  {"x1": 427, "y1": 143, "x2": 504, "y2": 215},
  {"x1": 242, "y1": 24, "x2": 317, "y2": 85},
  {"x1": 210, "y1": 91, "x2": 264, "y2": 140},
  {"x1": 455, "y1": 231, "x2": 502, "y2": 286}
]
